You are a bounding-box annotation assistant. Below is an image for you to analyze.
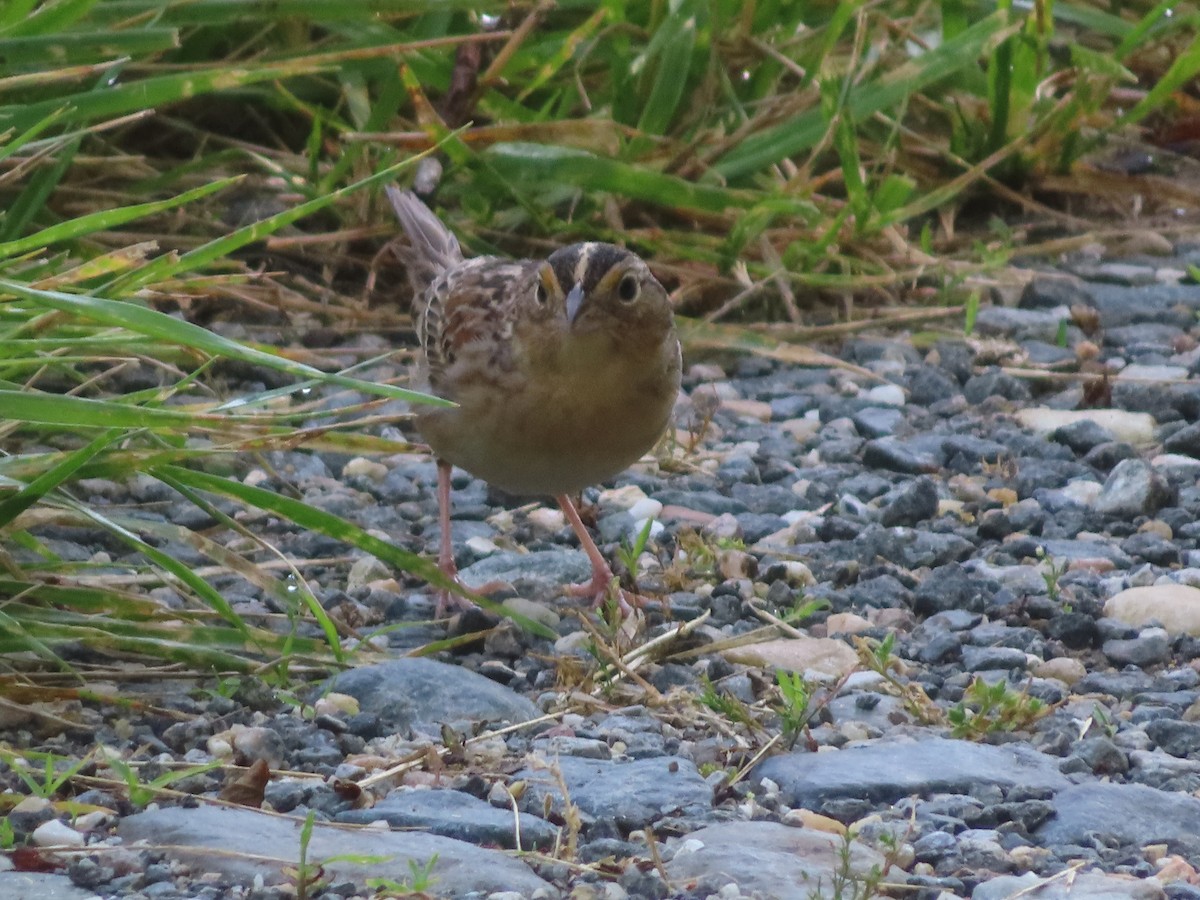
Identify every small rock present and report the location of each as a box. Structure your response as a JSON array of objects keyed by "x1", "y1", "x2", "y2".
[
  {"x1": 1106, "y1": 585, "x2": 1200, "y2": 637},
  {"x1": 31, "y1": 820, "x2": 85, "y2": 848},
  {"x1": 1094, "y1": 459, "x2": 1175, "y2": 518},
  {"x1": 1014, "y1": 408, "x2": 1157, "y2": 444},
  {"x1": 724, "y1": 637, "x2": 858, "y2": 678}
]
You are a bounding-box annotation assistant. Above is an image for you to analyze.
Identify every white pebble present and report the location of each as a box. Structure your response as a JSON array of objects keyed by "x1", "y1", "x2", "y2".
[
  {"x1": 863, "y1": 384, "x2": 906, "y2": 407},
  {"x1": 342, "y1": 457, "x2": 388, "y2": 481},
  {"x1": 33, "y1": 819, "x2": 85, "y2": 848},
  {"x1": 527, "y1": 507, "x2": 565, "y2": 531},
  {"x1": 627, "y1": 497, "x2": 663, "y2": 521}
]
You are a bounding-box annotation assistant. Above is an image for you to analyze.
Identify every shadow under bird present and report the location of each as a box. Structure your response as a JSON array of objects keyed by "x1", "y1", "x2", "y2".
[{"x1": 386, "y1": 187, "x2": 682, "y2": 616}]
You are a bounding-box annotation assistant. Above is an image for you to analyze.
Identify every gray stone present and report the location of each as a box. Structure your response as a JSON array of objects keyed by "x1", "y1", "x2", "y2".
[
  {"x1": 1145, "y1": 719, "x2": 1200, "y2": 758},
  {"x1": 1103, "y1": 632, "x2": 1171, "y2": 667},
  {"x1": 117, "y1": 805, "x2": 550, "y2": 895},
  {"x1": 515, "y1": 755, "x2": 712, "y2": 830},
  {"x1": 666, "y1": 821, "x2": 885, "y2": 900},
  {"x1": 878, "y1": 476, "x2": 939, "y2": 527},
  {"x1": 851, "y1": 406, "x2": 905, "y2": 439},
  {"x1": 1095, "y1": 459, "x2": 1176, "y2": 518},
  {"x1": 753, "y1": 738, "x2": 1069, "y2": 812},
  {"x1": 0, "y1": 873, "x2": 101, "y2": 900},
  {"x1": 861, "y1": 436, "x2": 942, "y2": 474},
  {"x1": 975, "y1": 306, "x2": 1069, "y2": 342},
  {"x1": 321, "y1": 658, "x2": 539, "y2": 734},
  {"x1": 1035, "y1": 782, "x2": 1200, "y2": 856},
  {"x1": 336, "y1": 787, "x2": 560, "y2": 850},
  {"x1": 457, "y1": 548, "x2": 590, "y2": 594},
  {"x1": 973, "y1": 870, "x2": 1165, "y2": 900}
]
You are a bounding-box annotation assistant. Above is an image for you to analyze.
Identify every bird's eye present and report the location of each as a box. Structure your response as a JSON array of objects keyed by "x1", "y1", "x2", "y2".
[
  {"x1": 617, "y1": 274, "x2": 640, "y2": 303},
  {"x1": 535, "y1": 282, "x2": 548, "y2": 304}
]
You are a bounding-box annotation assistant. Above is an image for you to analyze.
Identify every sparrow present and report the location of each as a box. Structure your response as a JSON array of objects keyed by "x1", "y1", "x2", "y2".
[{"x1": 385, "y1": 187, "x2": 681, "y2": 616}]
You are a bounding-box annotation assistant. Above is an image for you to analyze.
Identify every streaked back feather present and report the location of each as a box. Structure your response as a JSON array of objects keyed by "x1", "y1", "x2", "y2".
[{"x1": 385, "y1": 187, "x2": 464, "y2": 295}]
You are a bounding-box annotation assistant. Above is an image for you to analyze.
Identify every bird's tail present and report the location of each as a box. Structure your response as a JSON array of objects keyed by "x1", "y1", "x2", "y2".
[{"x1": 385, "y1": 187, "x2": 464, "y2": 296}]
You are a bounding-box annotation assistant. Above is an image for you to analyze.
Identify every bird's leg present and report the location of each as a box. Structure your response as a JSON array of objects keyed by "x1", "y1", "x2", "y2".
[
  {"x1": 556, "y1": 494, "x2": 635, "y2": 614},
  {"x1": 434, "y1": 459, "x2": 474, "y2": 616}
]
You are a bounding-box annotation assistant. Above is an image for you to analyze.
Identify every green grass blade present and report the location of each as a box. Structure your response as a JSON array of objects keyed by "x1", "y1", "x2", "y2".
[
  {"x1": 0, "y1": 282, "x2": 447, "y2": 405},
  {"x1": 0, "y1": 138, "x2": 79, "y2": 243},
  {"x1": 485, "y1": 143, "x2": 746, "y2": 213},
  {"x1": 636, "y1": 4, "x2": 698, "y2": 136},
  {"x1": 156, "y1": 465, "x2": 557, "y2": 639},
  {"x1": 106, "y1": 155, "x2": 426, "y2": 290},
  {"x1": 0, "y1": 178, "x2": 238, "y2": 259},
  {"x1": 714, "y1": 11, "x2": 1011, "y2": 180},
  {"x1": 1117, "y1": 28, "x2": 1200, "y2": 128},
  {"x1": 0, "y1": 28, "x2": 179, "y2": 67},
  {"x1": 0, "y1": 428, "x2": 121, "y2": 527}
]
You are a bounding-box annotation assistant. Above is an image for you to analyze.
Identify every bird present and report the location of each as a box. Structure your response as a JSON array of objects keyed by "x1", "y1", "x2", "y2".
[{"x1": 385, "y1": 186, "x2": 681, "y2": 617}]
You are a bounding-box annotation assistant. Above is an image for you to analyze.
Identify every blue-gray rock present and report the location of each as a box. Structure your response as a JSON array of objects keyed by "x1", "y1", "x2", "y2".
[
  {"x1": 336, "y1": 788, "x2": 559, "y2": 850},
  {"x1": 653, "y1": 489, "x2": 749, "y2": 516},
  {"x1": 1120, "y1": 532, "x2": 1180, "y2": 566},
  {"x1": 975, "y1": 307, "x2": 1067, "y2": 343},
  {"x1": 1083, "y1": 440, "x2": 1138, "y2": 471},
  {"x1": 1102, "y1": 632, "x2": 1170, "y2": 667},
  {"x1": 515, "y1": 756, "x2": 712, "y2": 830},
  {"x1": 321, "y1": 658, "x2": 539, "y2": 733},
  {"x1": 878, "y1": 476, "x2": 939, "y2": 527},
  {"x1": 1095, "y1": 459, "x2": 1176, "y2": 518},
  {"x1": 907, "y1": 367, "x2": 963, "y2": 406},
  {"x1": 913, "y1": 563, "x2": 998, "y2": 616},
  {"x1": 851, "y1": 406, "x2": 905, "y2": 439},
  {"x1": 457, "y1": 548, "x2": 590, "y2": 594},
  {"x1": 1163, "y1": 422, "x2": 1200, "y2": 457},
  {"x1": 1035, "y1": 782, "x2": 1200, "y2": 856},
  {"x1": 961, "y1": 646, "x2": 1029, "y2": 671},
  {"x1": 753, "y1": 738, "x2": 1070, "y2": 812},
  {"x1": 963, "y1": 370, "x2": 1033, "y2": 404},
  {"x1": 117, "y1": 805, "x2": 550, "y2": 895},
  {"x1": 1085, "y1": 283, "x2": 1200, "y2": 329},
  {"x1": 666, "y1": 821, "x2": 884, "y2": 900},
  {"x1": 1019, "y1": 277, "x2": 1091, "y2": 311},
  {"x1": 862, "y1": 436, "x2": 943, "y2": 474},
  {"x1": 0, "y1": 873, "x2": 101, "y2": 900},
  {"x1": 973, "y1": 870, "x2": 1165, "y2": 900},
  {"x1": 1145, "y1": 720, "x2": 1200, "y2": 758},
  {"x1": 1070, "y1": 736, "x2": 1129, "y2": 776},
  {"x1": 1053, "y1": 419, "x2": 1116, "y2": 454}
]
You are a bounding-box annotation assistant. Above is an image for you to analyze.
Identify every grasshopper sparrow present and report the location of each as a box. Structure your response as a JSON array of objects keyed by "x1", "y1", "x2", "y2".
[{"x1": 386, "y1": 187, "x2": 681, "y2": 615}]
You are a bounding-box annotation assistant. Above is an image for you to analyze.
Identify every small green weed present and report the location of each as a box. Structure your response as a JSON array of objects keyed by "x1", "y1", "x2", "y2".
[
  {"x1": 616, "y1": 516, "x2": 656, "y2": 589},
  {"x1": 102, "y1": 755, "x2": 222, "y2": 808},
  {"x1": 853, "y1": 634, "x2": 943, "y2": 725},
  {"x1": 813, "y1": 828, "x2": 886, "y2": 900},
  {"x1": 369, "y1": 855, "x2": 440, "y2": 896},
  {"x1": 963, "y1": 290, "x2": 981, "y2": 335},
  {"x1": 775, "y1": 669, "x2": 813, "y2": 749},
  {"x1": 1035, "y1": 546, "x2": 1068, "y2": 602},
  {"x1": 697, "y1": 674, "x2": 755, "y2": 728},
  {"x1": 948, "y1": 677, "x2": 1047, "y2": 739},
  {"x1": 0, "y1": 748, "x2": 92, "y2": 799},
  {"x1": 781, "y1": 595, "x2": 832, "y2": 626}
]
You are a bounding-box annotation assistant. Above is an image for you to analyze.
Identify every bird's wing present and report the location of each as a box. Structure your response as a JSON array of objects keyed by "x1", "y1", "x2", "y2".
[
  {"x1": 385, "y1": 187, "x2": 465, "y2": 297},
  {"x1": 418, "y1": 257, "x2": 539, "y2": 392}
]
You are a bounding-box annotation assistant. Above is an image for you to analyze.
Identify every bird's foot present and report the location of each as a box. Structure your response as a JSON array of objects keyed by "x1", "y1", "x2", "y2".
[{"x1": 566, "y1": 570, "x2": 638, "y2": 616}]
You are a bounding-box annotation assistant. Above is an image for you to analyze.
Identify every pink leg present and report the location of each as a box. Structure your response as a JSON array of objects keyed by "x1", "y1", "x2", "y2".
[
  {"x1": 556, "y1": 494, "x2": 634, "y2": 614},
  {"x1": 435, "y1": 460, "x2": 473, "y2": 616}
]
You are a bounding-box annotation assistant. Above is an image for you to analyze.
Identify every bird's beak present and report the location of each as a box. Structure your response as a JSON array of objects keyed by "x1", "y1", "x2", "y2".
[{"x1": 565, "y1": 283, "x2": 585, "y2": 325}]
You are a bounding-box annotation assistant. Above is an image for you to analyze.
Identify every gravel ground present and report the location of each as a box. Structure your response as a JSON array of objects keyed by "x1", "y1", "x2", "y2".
[{"x1": 7, "y1": 244, "x2": 1200, "y2": 899}]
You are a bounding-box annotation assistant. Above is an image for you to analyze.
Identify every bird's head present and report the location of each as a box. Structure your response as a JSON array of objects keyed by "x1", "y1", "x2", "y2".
[{"x1": 534, "y1": 243, "x2": 674, "y2": 342}]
